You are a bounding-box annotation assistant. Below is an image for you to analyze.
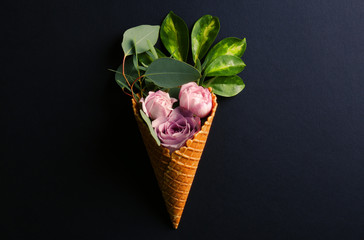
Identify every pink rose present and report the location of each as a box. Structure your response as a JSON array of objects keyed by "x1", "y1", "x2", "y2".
[
  {"x1": 140, "y1": 90, "x2": 177, "y2": 120},
  {"x1": 179, "y1": 82, "x2": 212, "y2": 118},
  {"x1": 152, "y1": 107, "x2": 201, "y2": 152}
]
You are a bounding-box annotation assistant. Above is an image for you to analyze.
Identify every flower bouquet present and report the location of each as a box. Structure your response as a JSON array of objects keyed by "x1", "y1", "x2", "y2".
[{"x1": 112, "y1": 11, "x2": 247, "y2": 229}]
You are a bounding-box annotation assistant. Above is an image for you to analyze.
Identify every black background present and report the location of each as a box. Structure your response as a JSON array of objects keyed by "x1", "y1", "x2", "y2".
[{"x1": 1, "y1": 0, "x2": 364, "y2": 239}]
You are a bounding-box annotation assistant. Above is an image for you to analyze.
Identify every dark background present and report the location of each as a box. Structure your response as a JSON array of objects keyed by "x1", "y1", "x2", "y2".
[{"x1": 1, "y1": 0, "x2": 364, "y2": 239}]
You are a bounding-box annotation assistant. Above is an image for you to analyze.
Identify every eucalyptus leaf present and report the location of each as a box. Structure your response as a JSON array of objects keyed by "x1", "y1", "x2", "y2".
[
  {"x1": 133, "y1": 54, "x2": 140, "y2": 76},
  {"x1": 138, "y1": 53, "x2": 152, "y2": 67},
  {"x1": 147, "y1": 39, "x2": 158, "y2": 59},
  {"x1": 139, "y1": 48, "x2": 166, "y2": 67},
  {"x1": 205, "y1": 55, "x2": 246, "y2": 77},
  {"x1": 140, "y1": 109, "x2": 161, "y2": 146},
  {"x1": 109, "y1": 68, "x2": 130, "y2": 90},
  {"x1": 168, "y1": 87, "x2": 180, "y2": 99},
  {"x1": 115, "y1": 57, "x2": 139, "y2": 89},
  {"x1": 145, "y1": 58, "x2": 201, "y2": 88},
  {"x1": 138, "y1": 48, "x2": 166, "y2": 67},
  {"x1": 202, "y1": 37, "x2": 246, "y2": 69},
  {"x1": 138, "y1": 52, "x2": 154, "y2": 67},
  {"x1": 144, "y1": 77, "x2": 159, "y2": 92},
  {"x1": 203, "y1": 75, "x2": 245, "y2": 97},
  {"x1": 122, "y1": 25, "x2": 160, "y2": 56},
  {"x1": 132, "y1": 39, "x2": 139, "y2": 72},
  {"x1": 160, "y1": 11, "x2": 189, "y2": 61},
  {"x1": 138, "y1": 65, "x2": 147, "y2": 71},
  {"x1": 156, "y1": 48, "x2": 167, "y2": 57},
  {"x1": 146, "y1": 51, "x2": 157, "y2": 61},
  {"x1": 191, "y1": 15, "x2": 220, "y2": 63},
  {"x1": 115, "y1": 77, "x2": 130, "y2": 91}
]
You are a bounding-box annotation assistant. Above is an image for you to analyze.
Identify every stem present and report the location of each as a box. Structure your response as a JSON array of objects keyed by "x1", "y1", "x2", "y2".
[
  {"x1": 139, "y1": 78, "x2": 144, "y2": 97},
  {"x1": 122, "y1": 88, "x2": 132, "y2": 97},
  {"x1": 131, "y1": 75, "x2": 145, "y2": 103},
  {"x1": 122, "y1": 55, "x2": 131, "y2": 87}
]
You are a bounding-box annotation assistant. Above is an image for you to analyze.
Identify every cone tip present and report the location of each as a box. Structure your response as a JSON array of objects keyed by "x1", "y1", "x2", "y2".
[{"x1": 173, "y1": 223, "x2": 179, "y2": 229}]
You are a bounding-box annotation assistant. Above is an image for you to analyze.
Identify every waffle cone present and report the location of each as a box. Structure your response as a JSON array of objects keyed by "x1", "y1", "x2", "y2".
[{"x1": 132, "y1": 91, "x2": 218, "y2": 229}]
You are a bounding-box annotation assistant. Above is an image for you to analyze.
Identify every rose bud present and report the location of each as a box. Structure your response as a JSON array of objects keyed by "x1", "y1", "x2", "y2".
[
  {"x1": 140, "y1": 91, "x2": 177, "y2": 120},
  {"x1": 179, "y1": 82, "x2": 212, "y2": 118},
  {"x1": 152, "y1": 107, "x2": 201, "y2": 153}
]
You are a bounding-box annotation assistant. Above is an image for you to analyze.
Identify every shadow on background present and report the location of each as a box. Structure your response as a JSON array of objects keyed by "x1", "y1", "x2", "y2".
[{"x1": 90, "y1": 38, "x2": 172, "y2": 229}]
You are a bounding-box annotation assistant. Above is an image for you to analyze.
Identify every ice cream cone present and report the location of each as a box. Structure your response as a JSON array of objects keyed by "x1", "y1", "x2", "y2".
[{"x1": 132, "y1": 90, "x2": 218, "y2": 229}]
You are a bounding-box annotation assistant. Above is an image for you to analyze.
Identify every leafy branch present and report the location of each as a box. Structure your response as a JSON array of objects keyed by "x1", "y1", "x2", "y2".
[{"x1": 113, "y1": 11, "x2": 248, "y2": 99}]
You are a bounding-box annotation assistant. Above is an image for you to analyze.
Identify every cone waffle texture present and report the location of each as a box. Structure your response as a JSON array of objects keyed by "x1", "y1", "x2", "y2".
[{"x1": 132, "y1": 91, "x2": 218, "y2": 229}]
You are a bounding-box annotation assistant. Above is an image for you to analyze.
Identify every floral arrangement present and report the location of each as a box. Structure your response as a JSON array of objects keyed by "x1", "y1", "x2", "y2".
[
  {"x1": 140, "y1": 82, "x2": 212, "y2": 152},
  {"x1": 112, "y1": 11, "x2": 246, "y2": 229}
]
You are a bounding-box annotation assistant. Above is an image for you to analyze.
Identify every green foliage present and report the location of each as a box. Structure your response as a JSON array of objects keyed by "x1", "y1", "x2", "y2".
[
  {"x1": 117, "y1": 12, "x2": 247, "y2": 99},
  {"x1": 202, "y1": 37, "x2": 246, "y2": 69},
  {"x1": 122, "y1": 25, "x2": 160, "y2": 56},
  {"x1": 205, "y1": 55, "x2": 245, "y2": 77},
  {"x1": 145, "y1": 58, "x2": 200, "y2": 88},
  {"x1": 195, "y1": 58, "x2": 202, "y2": 72},
  {"x1": 191, "y1": 15, "x2": 220, "y2": 63},
  {"x1": 160, "y1": 11, "x2": 189, "y2": 61},
  {"x1": 147, "y1": 39, "x2": 158, "y2": 59},
  {"x1": 203, "y1": 75, "x2": 245, "y2": 97},
  {"x1": 140, "y1": 109, "x2": 161, "y2": 146},
  {"x1": 132, "y1": 54, "x2": 140, "y2": 76},
  {"x1": 115, "y1": 57, "x2": 139, "y2": 90},
  {"x1": 168, "y1": 87, "x2": 180, "y2": 99},
  {"x1": 138, "y1": 48, "x2": 166, "y2": 67}
]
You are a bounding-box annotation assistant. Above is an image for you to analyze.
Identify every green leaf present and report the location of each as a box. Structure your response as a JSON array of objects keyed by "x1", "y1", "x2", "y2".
[
  {"x1": 115, "y1": 57, "x2": 139, "y2": 89},
  {"x1": 203, "y1": 75, "x2": 245, "y2": 97},
  {"x1": 138, "y1": 48, "x2": 166, "y2": 67},
  {"x1": 160, "y1": 11, "x2": 189, "y2": 61},
  {"x1": 205, "y1": 55, "x2": 246, "y2": 77},
  {"x1": 140, "y1": 109, "x2": 161, "y2": 146},
  {"x1": 144, "y1": 77, "x2": 159, "y2": 92},
  {"x1": 195, "y1": 58, "x2": 202, "y2": 72},
  {"x1": 145, "y1": 58, "x2": 201, "y2": 88},
  {"x1": 147, "y1": 39, "x2": 158, "y2": 59},
  {"x1": 156, "y1": 48, "x2": 167, "y2": 58},
  {"x1": 138, "y1": 65, "x2": 147, "y2": 71},
  {"x1": 133, "y1": 54, "x2": 140, "y2": 76},
  {"x1": 138, "y1": 54, "x2": 151, "y2": 68},
  {"x1": 115, "y1": 75, "x2": 130, "y2": 91},
  {"x1": 168, "y1": 87, "x2": 180, "y2": 99},
  {"x1": 191, "y1": 15, "x2": 220, "y2": 63},
  {"x1": 146, "y1": 51, "x2": 157, "y2": 61},
  {"x1": 122, "y1": 25, "x2": 160, "y2": 56},
  {"x1": 202, "y1": 37, "x2": 246, "y2": 69}
]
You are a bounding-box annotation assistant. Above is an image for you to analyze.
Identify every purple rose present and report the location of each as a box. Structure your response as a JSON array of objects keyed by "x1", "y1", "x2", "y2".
[
  {"x1": 152, "y1": 107, "x2": 201, "y2": 152},
  {"x1": 140, "y1": 90, "x2": 177, "y2": 120},
  {"x1": 179, "y1": 82, "x2": 212, "y2": 118}
]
